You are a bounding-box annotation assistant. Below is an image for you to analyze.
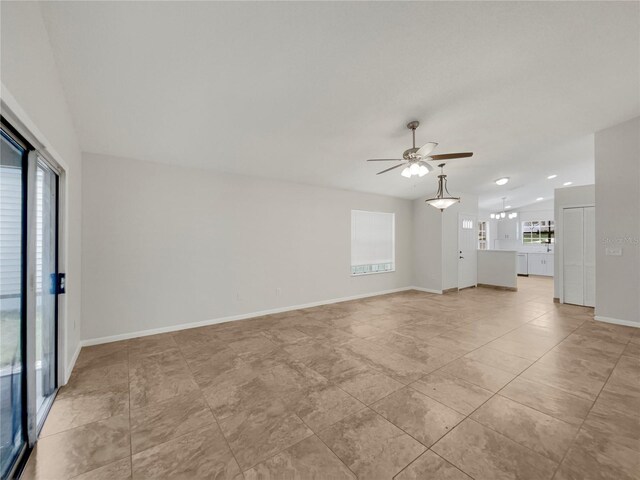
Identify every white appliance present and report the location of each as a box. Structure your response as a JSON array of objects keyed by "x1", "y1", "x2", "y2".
[{"x1": 517, "y1": 253, "x2": 528, "y2": 275}]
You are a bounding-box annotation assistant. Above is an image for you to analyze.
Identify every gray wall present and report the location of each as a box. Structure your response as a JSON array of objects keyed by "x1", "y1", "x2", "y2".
[
  {"x1": 595, "y1": 116, "x2": 640, "y2": 324},
  {"x1": 81, "y1": 153, "x2": 414, "y2": 341}
]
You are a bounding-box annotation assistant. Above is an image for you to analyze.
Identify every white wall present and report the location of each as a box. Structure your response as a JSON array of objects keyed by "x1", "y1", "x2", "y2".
[
  {"x1": 477, "y1": 250, "x2": 517, "y2": 289},
  {"x1": 595, "y1": 117, "x2": 640, "y2": 325},
  {"x1": 412, "y1": 193, "x2": 478, "y2": 292},
  {"x1": 81, "y1": 153, "x2": 414, "y2": 341},
  {"x1": 412, "y1": 198, "x2": 443, "y2": 292},
  {"x1": 442, "y1": 195, "x2": 479, "y2": 290},
  {"x1": 481, "y1": 200, "x2": 555, "y2": 252},
  {"x1": 1, "y1": 2, "x2": 83, "y2": 380},
  {"x1": 553, "y1": 184, "x2": 596, "y2": 300}
]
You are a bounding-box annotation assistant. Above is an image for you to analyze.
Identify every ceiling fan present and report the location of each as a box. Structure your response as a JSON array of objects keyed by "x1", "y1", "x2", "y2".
[{"x1": 367, "y1": 121, "x2": 473, "y2": 178}]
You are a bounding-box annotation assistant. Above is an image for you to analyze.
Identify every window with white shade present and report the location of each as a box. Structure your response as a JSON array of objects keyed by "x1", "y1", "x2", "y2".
[{"x1": 351, "y1": 210, "x2": 395, "y2": 275}]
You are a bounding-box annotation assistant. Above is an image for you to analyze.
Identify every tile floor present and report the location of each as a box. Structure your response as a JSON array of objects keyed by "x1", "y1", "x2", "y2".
[{"x1": 23, "y1": 277, "x2": 639, "y2": 479}]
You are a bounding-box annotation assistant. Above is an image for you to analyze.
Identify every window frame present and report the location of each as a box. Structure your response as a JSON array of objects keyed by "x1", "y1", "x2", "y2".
[
  {"x1": 478, "y1": 221, "x2": 487, "y2": 250},
  {"x1": 350, "y1": 210, "x2": 396, "y2": 276},
  {"x1": 521, "y1": 219, "x2": 555, "y2": 244}
]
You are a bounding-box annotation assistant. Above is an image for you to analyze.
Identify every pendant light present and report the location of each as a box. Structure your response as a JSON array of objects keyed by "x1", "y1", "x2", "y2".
[
  {"x1": 490, "y1": 197, "x2": 517, "y2": 220},
  {"x1": 425, "y1": 163, "x2": 460, "y2": 211}
]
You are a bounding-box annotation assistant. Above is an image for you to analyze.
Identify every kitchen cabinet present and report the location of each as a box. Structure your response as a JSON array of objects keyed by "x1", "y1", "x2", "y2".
[
  {"x1": 497, "y1": 219, "x2": 518, "y2": 241},
  {"x1": 527, "y1": 253, "x2": 554, "y2": 276}
]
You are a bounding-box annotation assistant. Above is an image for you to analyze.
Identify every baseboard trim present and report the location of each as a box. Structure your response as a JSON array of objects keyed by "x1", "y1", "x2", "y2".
[
  {"x1": 65, "y1": 342, "x2": 82, "y2": 383},
  {"x1": 442, "y1": 287, "x2": 458, "y2": 294},
  {"x1": 478, "y1": 283, "x2": 518, "y2": 292},
  {"x1": 410, "y1": 286, "x2": 443, "y2": 295},
  {"x1": 553, "y1": 297, "x2": 560, "y2": 303},
  {"x1": 81, "y1": 286, "x2": 419, "y2": 346},
  {"x1": 594, "y1": 315, "x2": 640, "y2": 329}
]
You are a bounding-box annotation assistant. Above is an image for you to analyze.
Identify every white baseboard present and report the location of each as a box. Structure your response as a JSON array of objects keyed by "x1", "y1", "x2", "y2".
[
  {"x1": 594, "y1": 315, "x2": 640, "y2": 329},
  {"x1": 81, "y1": 286, "x2": 424, "y2": 347},
  {"x1": 65, "y1": 342, "x2": 82, "y2": 383},
  {"x1": 410, "y1": 286, "x2": 443, "y2": 295}
]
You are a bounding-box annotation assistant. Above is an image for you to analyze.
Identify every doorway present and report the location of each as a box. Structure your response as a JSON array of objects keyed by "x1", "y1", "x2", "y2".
[
  {"x1": 458, "y1": 213, "x2": 478, "y2": 289},
  {"x1": 0, "y1": 119, "x2": 61, "y2": 478},
  {"x1": 562, "y1": 206, "x2": 595, "y2": 307}
]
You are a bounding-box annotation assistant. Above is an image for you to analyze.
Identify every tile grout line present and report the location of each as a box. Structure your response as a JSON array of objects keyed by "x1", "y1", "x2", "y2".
[
  {"x1": 394, "y1": 306, "x2": 592, "y2": 476},
  {"x1": 549, "y1": 334, "x2": 633, "y2": 479},
  {"x1": 56, "y1": 281, "x2": 629, "y2": 480},
  {"x1": 175, "y1": 339, "x2": 247, "y2": 478}
]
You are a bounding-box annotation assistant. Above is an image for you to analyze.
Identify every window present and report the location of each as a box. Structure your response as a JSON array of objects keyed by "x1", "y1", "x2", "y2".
[
  {"x1": 478, "y1": 221, "x2": 487, "y2": 250},
  {"x1": 351, "y1": 210, "x2": 395, "y2": 275},
  {"x1": 522, "y1": 220, "x2": 555, "y2": 244}
]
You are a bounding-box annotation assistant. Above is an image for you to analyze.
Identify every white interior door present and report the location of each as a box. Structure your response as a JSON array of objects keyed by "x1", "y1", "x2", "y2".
[
  {"x1": 583, "y1": 206, "x2": 596, "y2": 307},
  {"x1": 458, "y1": 214, "x2": 477, "y2": 289},
  {"x1": 563, "y1": 208, "x2": 584, "y2": 305}
]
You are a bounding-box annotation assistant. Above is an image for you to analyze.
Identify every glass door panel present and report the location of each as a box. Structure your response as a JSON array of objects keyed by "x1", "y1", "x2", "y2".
[
  {"x1": 35, "y1": 161, "x2": 57, "y2": 424},
  {"x1": 0, "y1": 129, "x2": 26, "y2": 478}
]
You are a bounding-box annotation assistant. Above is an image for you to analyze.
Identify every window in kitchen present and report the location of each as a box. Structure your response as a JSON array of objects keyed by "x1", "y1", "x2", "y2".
[{"x1": 522, "y1": 220, "x2": 555, "y2": 244}]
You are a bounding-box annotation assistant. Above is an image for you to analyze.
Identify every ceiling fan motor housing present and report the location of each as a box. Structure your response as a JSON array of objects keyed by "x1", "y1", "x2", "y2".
[{"x1": 403, "y1": 147, "x2": 420, "y2": 160}]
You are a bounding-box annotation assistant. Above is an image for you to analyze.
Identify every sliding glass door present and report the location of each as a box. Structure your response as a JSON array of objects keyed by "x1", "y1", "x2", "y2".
[
  {"x1": 0, "y1": 128, "x2": 27, "y2": 479},
  {"x1": 35, "y1": 161, "x2": 58, "y2": 425},
  {"x1": 0, "y1": 120, "x2": 61, "y2": 478}
]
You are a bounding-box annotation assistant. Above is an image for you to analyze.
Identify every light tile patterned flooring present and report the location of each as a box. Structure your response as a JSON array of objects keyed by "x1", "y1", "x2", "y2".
[{"x1": 23, "y1": 277, "x2": 639, "y2": 479}]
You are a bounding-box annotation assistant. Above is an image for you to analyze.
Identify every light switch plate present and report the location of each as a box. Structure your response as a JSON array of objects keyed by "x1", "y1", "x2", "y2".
[{"x1": 605, "y1": 247, "x2": 622, "y2": 256}]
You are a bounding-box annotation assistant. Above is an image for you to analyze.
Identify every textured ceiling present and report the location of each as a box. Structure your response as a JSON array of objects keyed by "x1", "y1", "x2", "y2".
[{"x1": 39, "y1": 1, "x2": 639, "y2": 210}]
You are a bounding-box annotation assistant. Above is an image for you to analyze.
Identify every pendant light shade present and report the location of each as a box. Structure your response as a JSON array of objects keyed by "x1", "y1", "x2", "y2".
[
  {"x1": 425, "y1": 164, "x2": 460, "y2": 212},
  {"x1": 425, "y1": 197, "x2": 460, "y2": 210}
]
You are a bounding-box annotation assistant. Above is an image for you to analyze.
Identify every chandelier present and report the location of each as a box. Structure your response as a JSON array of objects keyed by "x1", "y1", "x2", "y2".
[
  {"x1": 490, "y1": 197, "x2": 517, "y2": 220},
  {"x1": 425, "y1": 164, "x2": 460, "y2": 211}
]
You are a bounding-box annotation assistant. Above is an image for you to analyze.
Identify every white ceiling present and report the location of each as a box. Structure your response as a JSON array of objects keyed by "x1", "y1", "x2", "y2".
[{"x1": 39, "y1": 1, "x2": 639, "y2": 210}]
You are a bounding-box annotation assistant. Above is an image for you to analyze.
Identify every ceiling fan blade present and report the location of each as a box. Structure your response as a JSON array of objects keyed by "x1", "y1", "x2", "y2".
[
  {"x1": 428, "y1": 152, "x2": 473, "y2": 160},
  {"x1": 417, "y1": 142, "x2": 438, "y2": 157},
  {"x1": 366, "y1": 158, "x2": 403, "y2": 162},
  {"x1": 376, "y1": 163, "x2": 405, "y2": 175}
]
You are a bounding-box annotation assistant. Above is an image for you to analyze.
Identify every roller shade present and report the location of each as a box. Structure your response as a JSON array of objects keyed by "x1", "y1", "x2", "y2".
[{"x1": 351, "y1": 210, "x2": 395, "y2": 274}]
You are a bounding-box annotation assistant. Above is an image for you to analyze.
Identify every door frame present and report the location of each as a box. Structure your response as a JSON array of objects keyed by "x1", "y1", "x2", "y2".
[
  {"x1": 1, "y1": 109, "x2": 67, "y2": 477},
  {"x1": 457, "y1": 213, "x2": 478, "y2": 290},
  {"x1": 558, "y1": 204, "x2": 595, "y2": 304}
]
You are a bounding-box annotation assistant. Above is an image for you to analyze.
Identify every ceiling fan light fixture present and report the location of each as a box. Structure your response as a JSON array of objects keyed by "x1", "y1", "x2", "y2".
[
  {"x1": 490, "y1": 213, "x2": 496, "y2": 219},
  {"x1": 495, "y1": 177, "x2": 510, "y2": 186},
  {"x1": 401, "y1": 167, "x2": 411, "y2": 178},
  {"x1": 409, "y1": 163, "x2": 420, "y2": 175},
  {"x1": 417, "y1": 161, "x2": 432, "y2": 177}
]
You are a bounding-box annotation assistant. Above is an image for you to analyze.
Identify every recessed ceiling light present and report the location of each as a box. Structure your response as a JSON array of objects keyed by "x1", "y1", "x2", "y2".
[
  {"x1": 495, "y1": 177, "x2": 509, "y2": 186},
  {"x1": 563, "y1": 181, "x2": 573, "y2": 186},
  {"x1": 536, "y1": 197, "x2": 544, "y2": 201},
  {"x1": 547, "y1": 174, "x2": 557, "y2": 179},
  {"x1": 505, "y1": 205, "x2": 512, "y2": 209}
]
